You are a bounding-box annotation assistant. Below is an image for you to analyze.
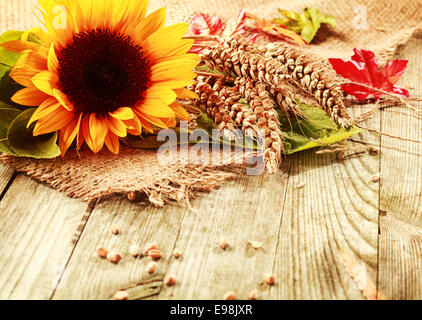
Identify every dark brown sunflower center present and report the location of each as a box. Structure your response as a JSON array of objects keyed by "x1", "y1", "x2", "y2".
[{"x1": 57, "y1": 29, "x2": 151, "y2": 114}]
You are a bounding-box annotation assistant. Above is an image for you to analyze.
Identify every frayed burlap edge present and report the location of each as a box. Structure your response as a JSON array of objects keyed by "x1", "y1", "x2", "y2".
[{"x1": 0, "y1": 147, "x2": 251, "y2": 206}]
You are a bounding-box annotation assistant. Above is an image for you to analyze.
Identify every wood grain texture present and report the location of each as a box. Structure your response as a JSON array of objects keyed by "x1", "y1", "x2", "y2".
[
  {"x1": 271, "y1": 104, "x2": 381, "y2": 300},
  {"x1": 0, "y1": 163, "x2": 15, "y2": 195},
  {"x1": 378, "y1": 36, "x2": 422, "y2": 300},
  {"x1": 51, "y1": 169, "x2": 290, "y2": 300},
  {"x1": 52, "y1": 197, "x2": 187, "y2": 300},
  {"x1": 158, "y1": 171, "x2": 290, "y2": 300},
  {"x1": 0, "y1": 175, "x2": 88, "y2": 299}
]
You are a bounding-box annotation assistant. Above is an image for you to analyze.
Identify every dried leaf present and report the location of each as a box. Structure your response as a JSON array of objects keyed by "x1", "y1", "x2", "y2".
[
  {"x1": 329, "y1": 48, "x2": 410, "y2": 100},
  {"x1": 338, "y1": 250, "x2": 386, "y2": 300},
  {"x1": 273, "y1": 8, "x2": 336, "y2": 43},
  {"x1": 188, "y1": 10, "x2": 251, "y2": 53},
  {"x1": 188, "y1": 13, "x2": 224, "y2": 36},
  {"x1": 245, "y1": 12, "x2": 306, "y2": 46},
  {"x1": 223, "y1": 9, "x2": 248, "y2": 38}
]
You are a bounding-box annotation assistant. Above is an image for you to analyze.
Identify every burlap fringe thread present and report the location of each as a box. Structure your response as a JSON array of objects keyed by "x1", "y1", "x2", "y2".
[{"x1": 0, "y1": 147, "x2": 248, "y2": 206}]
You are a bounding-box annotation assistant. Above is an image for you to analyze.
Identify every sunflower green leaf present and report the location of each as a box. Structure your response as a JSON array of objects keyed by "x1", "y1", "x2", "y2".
[
  {"x1": 0, "y1": 107, "x2": 21, "y2": 155},
  {"x1": 7, "y1": 108, "x2": 61, "y2": 159},
  {"x1": 0, "y1": 31, "x2": 26, "y2": 107},
  {"x1": 123, "y1": 128, "x2": 192, "y2": 149}
]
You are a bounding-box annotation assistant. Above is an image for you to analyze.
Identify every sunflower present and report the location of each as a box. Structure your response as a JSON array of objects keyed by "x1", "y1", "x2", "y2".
[{"x1": 1, "y1": 0, "x2": 199, "y2": 155}]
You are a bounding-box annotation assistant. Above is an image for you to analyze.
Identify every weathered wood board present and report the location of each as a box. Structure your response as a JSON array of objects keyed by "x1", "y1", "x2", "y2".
[{"x1": 0, "y1": 23, "x2": 420, "y2": 302}]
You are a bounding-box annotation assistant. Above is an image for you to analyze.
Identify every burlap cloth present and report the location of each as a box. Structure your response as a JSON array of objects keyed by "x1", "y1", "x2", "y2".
[{"x1": 0, "y1": 0, "x2": 421, "y2": 205}]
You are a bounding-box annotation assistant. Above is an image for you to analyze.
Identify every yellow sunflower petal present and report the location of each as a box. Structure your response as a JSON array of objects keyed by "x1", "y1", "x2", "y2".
[
  {"x1": 11, "y1": 87, "x2": 50, "y2": 106},
  {"x1": 134, "y1": 7, "x2": 166, "y2": 43},
  {"x1": 27, "y1": 97, "x2": 61, "y2": 127},
  {"x1": 32, "y1": 71, "x2": 59, "y2": 96},
  {"x1": 90, "y1": 114, "x2": 112, "y2": 153},
  {"x1": 138, "y1": 85, "x2": 177, "y2": 118},
  {"x1": 173, "y1": 88, "x2": 199, "y2": 100},
  {"x1": 138, "y1": 104, "x2": 175, "y2": 119},
  {"x1": 80, "y1": 114, "x2": 93, "y2": 151},
  {"x1": 10, "y1": 49, "x2": 49, "y2": 86},
  {"x1": 88, "y1": 113, "x2": 108, "y2": 153},
  {"x1": 169, "y1": 102, "x2": 190, "y2": 121},
  {"x1": 38, "y1": 0, "x2": 76, "y2": 48},
  {"x1": 0, "y1": 40, "x2": 42, "y2": 53},
  {"x1": 109, "y1": 107, "x2": 135, "y2": 120},
  {"x1": 22, "y1": 27, "x2": 52, "y2": 47},
  {"x1": 10, "y1": 66, "x2": 42, "y2": 87},
  {"x1": 33, "y1": 106, "x2": 75, "y2": 136},
  {"x1": 143, "y1": 23, "x2": 193, "y2": 63},
  {"x1": 144, "y1": 84, "x2": 178, "y2": 105},
  {"x1": 48, "y1": 43, "x2": 59, "y2": 72},
  {"x1": 104, "y1": 131, "x2": 120, "y2": 155},
  {"x1": 123, "y1": 116, "x2": 143, "y2": 136},
  {"x1": 135, "y1": 111, "x2": 169, "y2": 129},
  {"x1": 106, "y1": 116, "x2": 127, "y2": 137},
  {"x1": 151, "y1": 55, "x2": 199, "y2": 86},
  {"x1": 53, "y1": 89, "x2": 73, "y2": 111},
  {"x1": 111, "y1": 0, "x2": 149, "y2": 33},
  {"x1": 13, "y1": 50, "x2": 47, "y2": 71},
  {"x1": 160, "y1": 117, "x2": 177, "y2": 128},
  {"x1": 59, "y1": 113, "x2": 82, "y2": 156},
  {"x1": 133, "y1": 110, "x2": 153, "y2": 133}
]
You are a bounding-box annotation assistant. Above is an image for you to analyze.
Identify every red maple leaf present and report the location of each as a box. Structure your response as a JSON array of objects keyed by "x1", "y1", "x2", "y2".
[
  {"x1": 187, "y1": 10, "x2": 253, "y2": 54},
  {"x1": 328, "y1": 48, "x2": 409, "y2": 100}
]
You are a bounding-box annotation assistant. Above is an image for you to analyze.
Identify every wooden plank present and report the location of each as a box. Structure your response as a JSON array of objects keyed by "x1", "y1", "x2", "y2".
[
  {"x1": 378, "y1": 36, "x2": 422, "y2": 299},
  {"x1": 50, "y1": 111, "x2": 381, "y2": 300},
  {"x1": 52, "y1": 197, "x2": 188, "y2": 300},
  {"x1": 0, "y1": 163, "x2": 15, "y2": 195},
  {"x1": 52, "y1": 167, "x2": 290, "y2": 300},
  {"x1": 158, "y1": 170, "x2": 290, "y2": 300},
  {"x1": 271, "y1": 105, "x2": 381, "y2": 299},
  {"x1": 0, "y1": 175, "x2": 89, "y2": 299}
]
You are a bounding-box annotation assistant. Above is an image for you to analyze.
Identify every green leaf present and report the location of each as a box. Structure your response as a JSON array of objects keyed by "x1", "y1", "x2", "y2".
[
  {"x1": 196, "y1": 65, "x2": 225, "y2": 76},
  {"x1": 0, "y1": 107, "x2": 21, "y2": 155},
  {"x1": 0, "y1": 67, "x2": 24, "y2": 107},
  {"x1": 197, "y1": 110, "x2": 259, "y2": 150},
  {"x1": 195, "y1": 65, "x2": 236, "y2": 79},
  {"x1": 278, "y1": 101, "x2": 363, "y2": 154},
  {"x1": 123, "y1": 134, "x2": 168, "y2": 149},
  {"x1": 0, "y1": 31, "x2": 24, "y2": 68},
  {"x1": 278, "y1": 9, "x2": 301, "y2": 22},
  {"x1": 306, "y1": 8, "x2": 336, "y2": 27},
  {"x1": 125, "y1": 110, "x2": 258, "y2": 150},
  {"x1": 273, "y1": 8, "x2": 336, "y2": 43},
  {"x1": 7, "y1": 108, "x2": 60, "y2": 159},
  {"x1": 301, "y1": 24, "x2": 319, "y2": 44},
  {"x1": 196, "y1": 111, "x2": 218, "y2": 137},
  {"x1": 0, "y1": 31, "x2": 26, "y2": 107}
]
